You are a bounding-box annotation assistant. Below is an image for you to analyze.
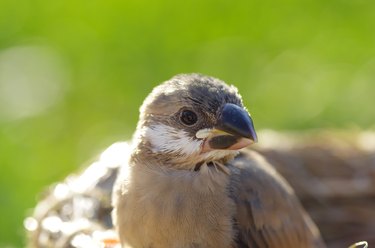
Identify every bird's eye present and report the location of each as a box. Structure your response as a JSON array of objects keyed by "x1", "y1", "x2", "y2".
[{"x1": 180, "y1": 110, "x2": 198, "y2": 126}]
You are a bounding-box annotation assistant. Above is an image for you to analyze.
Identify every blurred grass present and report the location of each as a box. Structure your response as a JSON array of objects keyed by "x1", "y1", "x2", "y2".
[{"x1": 0, "y1": 0, "x2": 375, "y2": 246}]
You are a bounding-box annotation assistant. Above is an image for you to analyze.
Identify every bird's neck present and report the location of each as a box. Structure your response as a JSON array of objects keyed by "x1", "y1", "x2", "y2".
[
  {"x1": 130, "y1": 141, "x2": 235, "y2": 174},
  {"x1": 128, "y1": 144, "x2": 234, "y2": 193},
  {"x1": 130, "y1": 142, "x2": 197, "y2": 170}
]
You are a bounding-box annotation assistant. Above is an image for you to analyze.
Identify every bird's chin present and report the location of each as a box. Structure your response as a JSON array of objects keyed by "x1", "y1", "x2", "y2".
[{"x1": 196, "y1": 149, "x2": 239, "y2": 166}]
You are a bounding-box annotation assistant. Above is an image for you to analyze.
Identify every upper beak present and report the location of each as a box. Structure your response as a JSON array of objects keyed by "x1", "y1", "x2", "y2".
[{"x1": 199, "y1": 103, "x2": 258, "y2": 152}]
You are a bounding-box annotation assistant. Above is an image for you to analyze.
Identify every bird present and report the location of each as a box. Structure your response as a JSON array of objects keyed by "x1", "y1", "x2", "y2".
[{"x1": 111, "y1": 73, "x2": 325, "y2": 248}]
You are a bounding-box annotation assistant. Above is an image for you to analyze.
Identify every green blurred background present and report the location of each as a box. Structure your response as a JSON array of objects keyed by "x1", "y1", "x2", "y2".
[{"x1": 0, "y1": 0, "x2": 374, "y2": 246}]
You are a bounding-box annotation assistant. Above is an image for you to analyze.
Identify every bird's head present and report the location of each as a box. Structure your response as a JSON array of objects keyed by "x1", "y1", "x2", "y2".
[{"x1": 133, "y1": 74, "x2": 257, "y2": 170}]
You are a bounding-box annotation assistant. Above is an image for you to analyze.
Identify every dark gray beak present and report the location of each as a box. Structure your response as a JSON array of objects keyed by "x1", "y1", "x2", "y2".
[
  {"x1": 216, "y1": 103, "x2": 258, "y2": 142},
  {"x1": 201, "y1": 103, "x2": 257, "y2": 152}
]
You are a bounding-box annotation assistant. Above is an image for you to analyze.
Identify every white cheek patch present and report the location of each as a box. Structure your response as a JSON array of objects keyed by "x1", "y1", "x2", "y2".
[{"x1": 145, "y1": 124, "x2": 203, "y2": 156}]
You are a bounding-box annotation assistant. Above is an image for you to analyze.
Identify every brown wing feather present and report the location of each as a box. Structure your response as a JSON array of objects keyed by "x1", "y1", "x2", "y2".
[{"x1": 228, "y1": 150, "x2": 325, "y2": 248}]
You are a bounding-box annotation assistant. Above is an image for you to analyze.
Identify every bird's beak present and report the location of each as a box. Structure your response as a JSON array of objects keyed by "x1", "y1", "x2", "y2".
[{"x1": 197, "y1": 103, "x2": 258, "y2": 153}]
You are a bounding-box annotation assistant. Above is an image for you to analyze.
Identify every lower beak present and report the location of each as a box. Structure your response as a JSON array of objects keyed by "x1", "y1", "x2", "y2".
[
  {"x1": 200, "y1": 129, "x2": 255, "y2": 153},
  {"x1": 198, "y1": 103, "x2": 257, "y2": 153}
]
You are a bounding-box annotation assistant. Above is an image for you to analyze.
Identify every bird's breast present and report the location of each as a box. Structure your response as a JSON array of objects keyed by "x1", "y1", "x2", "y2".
[{"x1": 113, "y1": 164, "x2": 237, "y2": 248}]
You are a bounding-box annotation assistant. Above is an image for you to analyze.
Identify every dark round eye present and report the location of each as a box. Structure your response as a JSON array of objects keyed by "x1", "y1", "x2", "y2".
[{"x1": 180, "y1": 110, "x2": 198, "y2": 126}]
